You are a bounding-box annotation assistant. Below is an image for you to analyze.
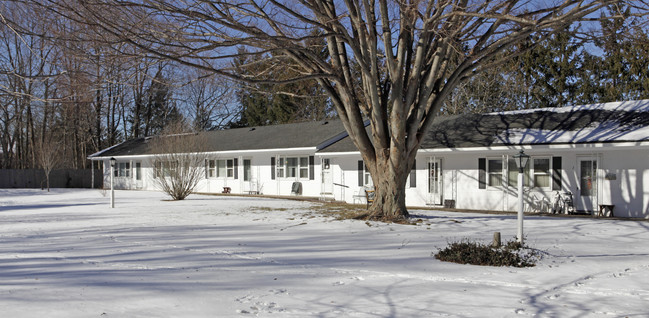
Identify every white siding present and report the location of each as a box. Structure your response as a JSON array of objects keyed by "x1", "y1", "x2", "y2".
[{"x1": 99, "y1": 144, "x2": 649, "y2": 218}]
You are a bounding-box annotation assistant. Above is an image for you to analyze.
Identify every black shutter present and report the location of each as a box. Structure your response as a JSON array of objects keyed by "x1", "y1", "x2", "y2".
[
  {"x1": 309, "y1": 156, "x2": 315, "y2": 180},
  {"x1": 358, "y1": 160, "x2": 364, "y2": 186},
  {"x1": 271, "y1": 157, "x2": 276, "y2": 180},
  {"x1": 478, "y1": 158, "x2": 486, "y2": 189},
  {"x1": 205, "y1": 159, "x2": 208, "y2": 179},
  {"x1": 234, "y1": 158, "x2": 239, "y2": 179},
  {"x1": 552, "y1": 156, "x2": 562, "y2": 191},
  {"x1": 409, "y1": 159, "x2": 417, "y2": 188}
]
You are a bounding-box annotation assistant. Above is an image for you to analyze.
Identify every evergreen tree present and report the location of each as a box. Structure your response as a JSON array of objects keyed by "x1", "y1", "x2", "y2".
[{"x1": 230, "y1": 31, "x2": 333, "y2": 128}]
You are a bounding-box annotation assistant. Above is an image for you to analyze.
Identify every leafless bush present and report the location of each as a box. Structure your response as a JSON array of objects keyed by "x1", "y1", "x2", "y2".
[{"x1": 148, "y1": 121, "x2": 208, "y2": 200}]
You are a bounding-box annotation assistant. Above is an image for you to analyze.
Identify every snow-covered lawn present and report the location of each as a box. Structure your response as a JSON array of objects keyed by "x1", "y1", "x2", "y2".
[{"x1": 1, "y1": 189, "x2": 648, "y2": 317}]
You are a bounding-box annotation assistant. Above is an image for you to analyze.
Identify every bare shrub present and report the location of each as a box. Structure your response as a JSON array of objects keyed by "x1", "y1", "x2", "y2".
[{"x1": 148, "y1": 121, "x2": 208, "y2": 200}]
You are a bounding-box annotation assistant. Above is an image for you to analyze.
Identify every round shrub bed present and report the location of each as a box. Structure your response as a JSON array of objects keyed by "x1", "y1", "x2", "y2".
[{"x1": 434, "y1": 239, "x2": 538, "y2": 267}]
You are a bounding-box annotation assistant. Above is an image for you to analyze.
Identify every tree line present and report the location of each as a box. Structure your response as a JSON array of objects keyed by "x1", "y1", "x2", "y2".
[
  {"x1": 444, "y1": 7, "x2": 649, "y2": 114},
  {"x1": 0, "y1": 2, "x2": 339, "y2": 170},
  {"x1": 1, "y1": 2, "x2": 647, "y2": 220}
]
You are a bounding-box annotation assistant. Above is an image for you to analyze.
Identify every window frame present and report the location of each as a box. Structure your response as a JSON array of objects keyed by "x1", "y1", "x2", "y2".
[
  {"x1": 210, "y1": 159, "x2": 235, "y2": 179},
  {"x1": 507, "y1": 158, "x2": 530, "y2": 188},
  {"x1": 532, "y1": 157, "x2": 552, "y2": 189},
  {"x1": 363, "y1": 163, "x2": 373, "y2": 187},
  {"x1": 243, "y1": 159, "x2": 252, "y2": 182},
  {"x1": 135, "y1": 162, "x2": 141, "y2": 181},
  {"x1": 487, "y1": 158, "x2": 503, "y2": 188},
  {"x1": 153, "y1": 160, "x2": 177, "y2": 178},
  {"x1": 276, "y1": 155, "x2": 310, "y2": 180},
  {"x1": 115, "y1": 161, "x2": 130, "y2": 178},
  {"x1": 206, "y1": 159, "x2": 216, "y2": 178},
  {"x1": 505, "y1": 155, "x2": 553, "y2": 189}
]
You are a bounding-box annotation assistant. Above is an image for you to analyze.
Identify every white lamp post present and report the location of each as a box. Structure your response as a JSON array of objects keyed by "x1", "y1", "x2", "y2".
[
  {"x1": 513, "y1": 150, "x2": 530, "y2": 244},
  {"x1": 110, "y1": 157, "x2": 116, "y2": 208}
]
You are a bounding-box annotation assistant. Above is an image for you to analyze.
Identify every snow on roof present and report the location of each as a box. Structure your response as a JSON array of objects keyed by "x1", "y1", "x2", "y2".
[
  {"x1": 492, "y1": 100, "x2": 649, "y2": 145},
  {"x1": 87, "y1": 142, "x2": 124, "y2": 159},
  {"x1": 489, "y1": 99, "x2": 649, "y2": 116}
]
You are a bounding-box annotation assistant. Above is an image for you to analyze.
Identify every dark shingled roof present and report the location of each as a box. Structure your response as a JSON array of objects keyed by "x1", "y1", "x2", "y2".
[
  {"x1": 421, "y1": 109, "x2": 649, "y2": 149},
  {"x1": 91, "y1": 101, "x2": 649, "y2": 158},
  {"x1": 90, "y1": 120, "x2": 347, "y2": 158},
  {"x1": 319, "y1": 102, "x2": 649, "y2": 153}
]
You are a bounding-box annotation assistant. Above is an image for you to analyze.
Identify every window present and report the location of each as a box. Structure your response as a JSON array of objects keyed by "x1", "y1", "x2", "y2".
[
  {"x1": 117, "y1": 162, "x2": 130, "y2": 177},
  {"x1": 533, "y1": 158, "x2": 551, "y2": 188},
  {"x1": 276, "y1": 156, "x2": 310, "y2": 179},
  {"x1": 135, "y1": 162, "x2": 141, "y2": 180},
  {"x1": 154, "y1": 161, "x2": 161, "y2": 178},
  {"x1": 299, "y1": 157, "x2": 309, "y2": 179},
  {"x1": 216, "y1": 159, "x2": 226, "y2": 178},
  {"x1": 358, "y1": 161, "x2": 373, "y2": 187},
  {"x1": 276, "y1": 157, "x2": 285, "y2": 178},
  {"x1": 226, "y1": 159, "x2": 234, "y2": 178},
  {"x1": 287, "y1": 157, "x2": 298, "y2": 178},
  {"x1": 507, "y1": 159, "x2": 530, "y2": 188},
  {"x1": 154, "y1": 160, "x2": 178, "y2": 178},
  {"x1": 212, "y1": 159, "x2": 235, "y2": 178},
  {"x1": 487, "y1": 159, "x2": 503, "y2": 187},
  {"x1": 364, "y1": 165, "x2": 372, "y2": 186},
  {"x1": 206, "y1": 159, "x2": 216, "y2": 178},
  {"x1": 323, "y1": 158, "x2": 331, "y2": 170},
  {"x1": 243, "y1": 159, "x2": 251, "y2": 181}
]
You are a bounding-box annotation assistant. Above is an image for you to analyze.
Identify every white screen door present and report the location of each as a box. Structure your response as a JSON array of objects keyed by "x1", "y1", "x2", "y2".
[
  {"x1": 577, "y1": 157, "x2": 598, "y2": 212},
  {"x1": 427, "y1": 158, "x2": 443, "y2": 205},
  {"x1": 321, "y1": 158, "x2": 333, "y2": 194}
]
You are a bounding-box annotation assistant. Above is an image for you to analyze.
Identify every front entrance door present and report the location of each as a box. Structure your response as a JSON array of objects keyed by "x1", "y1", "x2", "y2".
[
  {"x1": 134, "y1": 161, "x2": 143, "y2": 189},
  {"x1": 427, "y1": 158, "x2": 443, "y2": 205},
  {"x1": 577, "y1": 157, "x2": 598, "y2": 212},
  {"x1": 242, "y1": 159, "x2": 255, "y2": 193},
  {"x1": 321, "y1": 158, "x2": 334, "y2": 195}
]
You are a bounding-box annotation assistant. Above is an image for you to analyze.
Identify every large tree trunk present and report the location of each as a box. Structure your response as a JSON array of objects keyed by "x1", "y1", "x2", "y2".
[
  {"x1": 367, "y1": 167, "x2": 409, "y2": 221},
  {"x1": 364, "y1": 150, "x2": 413, "y2": 221}
]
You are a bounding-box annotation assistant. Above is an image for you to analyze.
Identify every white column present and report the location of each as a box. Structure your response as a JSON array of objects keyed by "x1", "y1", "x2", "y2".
[
  {"x1": 517, "y1": 169, "x2": 524, "y2": 244},
  {"x1": 110, "y1": 163, "x2": 115, "y2": 208}
]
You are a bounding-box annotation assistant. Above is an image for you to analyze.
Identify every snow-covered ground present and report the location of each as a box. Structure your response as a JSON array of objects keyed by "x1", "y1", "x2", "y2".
[{"x1": 1, "y1": 189, "x2": 648, "y2": 317}]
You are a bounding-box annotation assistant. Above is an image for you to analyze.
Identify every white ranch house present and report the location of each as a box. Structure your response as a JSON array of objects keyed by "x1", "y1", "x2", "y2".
[{"x1": 89, "y1": 100, "x2": 649, "y2": 218}]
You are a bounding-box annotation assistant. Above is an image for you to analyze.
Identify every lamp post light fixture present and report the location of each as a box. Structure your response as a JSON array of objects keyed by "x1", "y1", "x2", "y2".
[
  {"x1": 110, "y1": 157, "x2": 116, "y2": 208},
  {"x1": 513, "y1": 150, "x2": 530, "y2": 244}
]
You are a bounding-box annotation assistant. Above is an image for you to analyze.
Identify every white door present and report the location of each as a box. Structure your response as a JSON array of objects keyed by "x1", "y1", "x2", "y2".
[
  {"x1": 427, "y1": 158, "x2": 443, "y2": 205},
  {"x1": 577, "y1": 157, "x2": 598, "y2": 212},
  {"x1": 134, "y1": 161, "x2": 143, "y2": 189},
  {"x1": 242, "y1": 159, "x2": 254, "y2": 193},
  {"x1": 321, "y1": 158, "x2": 334, "y2": 195}
]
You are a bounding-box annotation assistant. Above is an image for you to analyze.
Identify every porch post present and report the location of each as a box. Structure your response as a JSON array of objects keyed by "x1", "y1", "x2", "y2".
[
  {"x1": 110, "y1": 157, "x2": 116, "y2": 208},
  {"x1": 514, "y1": 150, "x2": 529, "y2": 244},
  {"x1": 517, "y1": 168, "x2": 524, "y2": 243}
]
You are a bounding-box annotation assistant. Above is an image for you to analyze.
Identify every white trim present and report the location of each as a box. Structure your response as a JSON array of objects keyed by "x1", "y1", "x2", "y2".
[
  {"x1": 93, "y1": 141, "x2": 649, "y2": 161},
  {"x1": 92, "y1": 147, "x2": 317, "y2": 161},
  {"x1": 315, "y1": 151, "x2": 361, "y2": 156}
]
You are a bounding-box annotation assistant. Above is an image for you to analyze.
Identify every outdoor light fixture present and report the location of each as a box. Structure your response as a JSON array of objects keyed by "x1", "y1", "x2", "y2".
[
  {"x1": 110, "y1": 157, "x2": 116, "y2": 208},
  {"x1": 513, "y1": 150, "x2": 530, "y2": 173},
  {"x1": 513, "y1": 150, "x2": 529, "y2": 244}
]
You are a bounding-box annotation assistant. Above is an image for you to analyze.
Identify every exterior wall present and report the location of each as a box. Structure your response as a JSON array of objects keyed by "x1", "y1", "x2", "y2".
[
  {"x1": 322, "y1": 145, "x2": 649, "y2": 218},
  {"x1": 194, "y1": 151, "x2": 323, "y2": 197},
  {"x1": 97, "y1": 144, "x2": 649, "y2": 219},
  {"x1": 100, "y1": 150, "x2": 325, "y2": 198},
  {"x1": 101, "y1": 157, "x2": 153, "y2": 191}
]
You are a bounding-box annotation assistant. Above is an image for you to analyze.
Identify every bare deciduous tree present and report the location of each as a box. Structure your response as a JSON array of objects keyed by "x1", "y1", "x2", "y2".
[
  {"x1": 149, "y1": 121, "x2": 208, "y2": 200},
  {"x1": 36, "y1": 132, "x2": 62, "y2": 192},
  {"x1": 19, "y1": 0, "x2": 645, "y2": 220}
]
